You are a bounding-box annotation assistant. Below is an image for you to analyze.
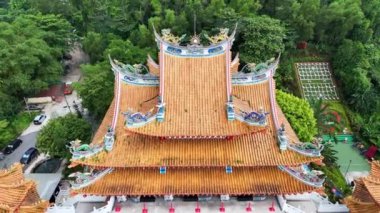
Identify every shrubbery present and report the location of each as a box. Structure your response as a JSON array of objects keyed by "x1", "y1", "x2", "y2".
[
  {"x1": 276, "y1": 90, "x2": 318, "y2": 141},
  {"x1": 36, "y1": 114, "x2": 92, "y2": 158}
]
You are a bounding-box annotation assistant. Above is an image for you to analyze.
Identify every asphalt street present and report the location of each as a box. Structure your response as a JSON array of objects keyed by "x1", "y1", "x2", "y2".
[{"x1": 0, "y1": 131, "x2": 38, "y2": 169}]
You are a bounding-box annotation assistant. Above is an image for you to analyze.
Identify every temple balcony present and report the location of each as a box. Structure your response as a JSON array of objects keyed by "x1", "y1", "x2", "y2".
[
  {"x1": 232, "y1": 56, "x2": 280, "y2": 85},
  {"x1": 279, "y1": 164, "x2": 325, "y2": 188},
  {"x1": 70, "y1": 168, "x2": 113, "y2": 190},
  {"x1": 69, "y1": 139, "x2": 103, "y2": 160},
  {"x1": 109, "y1": 56, "x2": 159, "y2": 86}
]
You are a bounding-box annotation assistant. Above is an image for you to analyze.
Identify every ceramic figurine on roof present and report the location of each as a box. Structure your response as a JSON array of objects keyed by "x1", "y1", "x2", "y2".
[
  {"x1": 68, "y1": 24, "x2": 324, "y2": 202},
  {"x1": 161, "y1": 29, "x2": 185, "y2": 45},
  {"x1": 204, "y1": 28, "x2": 229, "y2": 44}
]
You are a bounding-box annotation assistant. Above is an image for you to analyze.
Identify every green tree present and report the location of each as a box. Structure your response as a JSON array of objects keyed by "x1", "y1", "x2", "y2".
[
  {"x1": 0, "y1": 18, "x2": 62, "y2": 98},
  {"x1": 316, "y1": 0, "x2": 364, "y2": 46},
  {"x1": 275, "y1": 0, "x2": 320, "y2": 41},
  {"x1": 276, "y1": 90, "x2": 317, "y2": 141},
  {"x1": 82, "y1": 32, "x2": 108, "y2": 64},
  {"x1": 36, "y1": 114, "x2": 92, "y2": 158},
  {"x1": 239, "y1": 16, "x2": 286, "y2": 63},
  {"x1": 75, "y1": 62, "x2": 114, "y2": 119},
  {"x1": 309, "y1": 98, "x2": 329, "y2": 134},
  {"x1": 321, "y1": 142, "x2": 338, "y2": 167},
  {"x1": 105, "y1": 38, "x2": 154, "y2": 64}
]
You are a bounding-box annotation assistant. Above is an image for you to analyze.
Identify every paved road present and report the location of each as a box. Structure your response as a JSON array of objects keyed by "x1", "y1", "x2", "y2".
[
  {"x1": 0, "y1": 46, "x2": 86, "y2": 170},
  {"x1": 0, "y1": 131, "x2": 38, "y2": 169}
]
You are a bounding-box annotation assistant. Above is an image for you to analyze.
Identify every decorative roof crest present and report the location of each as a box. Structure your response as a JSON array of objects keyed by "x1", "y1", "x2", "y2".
[
  {"x1": 205, "y1": 28, "x2": 229, "y2": 44},
  {"x1": 161, "y1": 29, "x2": 186, "y2": 45}
]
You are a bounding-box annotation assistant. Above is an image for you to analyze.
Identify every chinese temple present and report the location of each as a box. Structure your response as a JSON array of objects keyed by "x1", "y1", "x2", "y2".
[
  {"x1": 0, "y1": 163, "x2": 48, "y2": 213},
  {"x1": 345, "y1": 161, "x2": 380, "y2": 213},
  {"x1": 68, "y1": 26, "x2": 325, "y2": 200}
]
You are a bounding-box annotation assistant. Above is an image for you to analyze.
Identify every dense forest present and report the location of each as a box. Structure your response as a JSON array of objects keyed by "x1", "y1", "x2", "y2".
[{"x1": 0, "y1": 0, "x2": 379, "y2": 146}]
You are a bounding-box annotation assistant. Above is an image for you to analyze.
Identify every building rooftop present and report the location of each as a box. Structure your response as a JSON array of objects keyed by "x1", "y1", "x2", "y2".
[
  {"x1": 345, "y1": 161, "x2": 380, "y2": 212},
  {"x1": 0, "y1": 163, "x2": 48, "y2": 213},
  {"x1": 72, "y1": 167, "x2": 314, "y2": 196}
]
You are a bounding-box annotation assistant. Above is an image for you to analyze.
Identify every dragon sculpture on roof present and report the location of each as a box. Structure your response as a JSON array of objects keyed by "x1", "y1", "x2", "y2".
[
  {"x1": 161, "y1": 29, "x2": 186, "y2": 45},
  {"x1": 205, "y1": 28, "x2": 229, "y2": 44}
]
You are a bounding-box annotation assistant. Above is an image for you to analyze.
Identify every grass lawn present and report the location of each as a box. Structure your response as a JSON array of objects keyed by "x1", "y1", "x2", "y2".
[{"x1": 0, "y1": 111, "x2": 38, "y2": 150}]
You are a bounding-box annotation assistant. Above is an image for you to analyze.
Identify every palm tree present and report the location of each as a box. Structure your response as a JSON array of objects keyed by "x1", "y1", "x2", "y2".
[
  {"x1": 362, "y1": 113, "x2": 380, "y2": 146},
  {"x1": 309, "y1": 98, "x2": 330, "y2": 134}
]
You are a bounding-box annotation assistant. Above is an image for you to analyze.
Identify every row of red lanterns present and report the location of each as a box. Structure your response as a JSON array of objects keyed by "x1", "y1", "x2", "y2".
[{"x1": 114, "y1": 201, "x2": 277, "y2": 212}]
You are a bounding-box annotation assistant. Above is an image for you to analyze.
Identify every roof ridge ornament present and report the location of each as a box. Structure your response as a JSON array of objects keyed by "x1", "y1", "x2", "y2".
[
  {"x1": 204, "y1": 28, "x2": 229, "y2": 44},
  {"x1": 161, "y1": 29, "x2": 186, "y2": 45}
]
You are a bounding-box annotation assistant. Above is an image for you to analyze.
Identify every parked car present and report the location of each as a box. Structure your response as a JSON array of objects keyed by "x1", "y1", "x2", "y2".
[
  {"x1": 25, "y1": 104, "x2": 45, "y2": 111},
  {"x1": 33, "y1": 114, "x2": 47, "y2": 125},
  {"x1": 4, "y1": 139, "x2": 23, "y2": 154},
  {"x1": 64, "y1": 82, "x2": 73, "y2": 95},
  {"x1": 20, "y1": 148, "x2": 39, "y2": 165}
]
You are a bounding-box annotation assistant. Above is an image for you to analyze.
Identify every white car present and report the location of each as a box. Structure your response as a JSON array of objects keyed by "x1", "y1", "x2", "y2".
[{"x1": 33, "y1": 114, "x2": 47, "y2": 125}]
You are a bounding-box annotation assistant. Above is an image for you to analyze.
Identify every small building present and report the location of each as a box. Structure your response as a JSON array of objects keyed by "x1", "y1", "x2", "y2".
[
  {"x1": 0, "y1": 163, "x2": 48, "y2": 213},
  {"x1": 345, "y1": 161, "x2": 380, "y2": 212}
]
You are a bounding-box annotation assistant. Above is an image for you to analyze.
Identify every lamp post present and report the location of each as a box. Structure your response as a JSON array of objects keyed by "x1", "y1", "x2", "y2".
[{"x1": 344, "y1": 159, "x2": 352, "y2": 181}]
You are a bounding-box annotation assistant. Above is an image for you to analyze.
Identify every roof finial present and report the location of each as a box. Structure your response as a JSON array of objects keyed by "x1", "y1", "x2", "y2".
[
  {"x1": 190, "y1": 13, "x2": 200, "y2": 45},
  {"x1": 193, "y1": 13, "x2": 197, "y2": 36}
]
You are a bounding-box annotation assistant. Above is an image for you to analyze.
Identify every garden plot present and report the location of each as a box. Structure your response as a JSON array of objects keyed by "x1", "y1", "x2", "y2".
[{"x1": 296, "y1": 62, "x2": 339, "y2": 100}]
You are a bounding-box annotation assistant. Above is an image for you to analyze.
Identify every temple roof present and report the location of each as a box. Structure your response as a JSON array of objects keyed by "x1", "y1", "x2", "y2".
[
  {"x1": 125, "y1": 53, "x2": 268, "y2": 137},
  {"x1": 344, "y1": 196, "x2": 380, "y2": 213},
  {"x1": 72, "y1": 167, "x2": 315, "y2": 196},
  {"x1": 345, "y1": 161, "x2": 380, "y2": 212},
  {"x1": 0, "y1": 164, "x2": 48, "y2": 213},
  {"x1": 71, "y1": 80, "x2": 321, "y2": 168}
]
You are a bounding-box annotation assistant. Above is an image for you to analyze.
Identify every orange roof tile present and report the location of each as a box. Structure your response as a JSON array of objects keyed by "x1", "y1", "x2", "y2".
[
  {"x1": 125, "y1": 54, "x2": 266, "y2": 137},
  {"x1": 0, "y1": 164, "x2": 48, "y2": 213},
  {"x1": 346, "y1": 161, "x2": 380, "y2": 213},
  {"x1": 72, "y1": 130, "x2": 318, "y2": 168},
  {"x1": 75, "y1": 79, "x2": 319, "y2": 168},
  {"x1": 344, "y1": 196, "x2": 380, "y2": 213},
  {"x1": 73, "y1": 167, "x2": 316, "y2": 196},
  {"x1": 352, "y1": 179, "x2": 375, "y2": 203}
]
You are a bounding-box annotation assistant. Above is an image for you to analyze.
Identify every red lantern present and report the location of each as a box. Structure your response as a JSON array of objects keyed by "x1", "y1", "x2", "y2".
[
  {"x1": 195, "y1": 202, "x2": 201, "y2": 213},
  {"x1": 269, "y1": 200, "x2": 275, "y2": 212},
  {"x1": 142, "y1": 203, "x2": 148, "y2": 213},
  {"x1": 246, "y1": 202, "x2": 252, "y2": 212},
  {"x1": 169, "y1": 203, "x2": 175, "y2": 213},
  {"x1": 219, "y1": 202, "x2": 225, "y2": 212}
]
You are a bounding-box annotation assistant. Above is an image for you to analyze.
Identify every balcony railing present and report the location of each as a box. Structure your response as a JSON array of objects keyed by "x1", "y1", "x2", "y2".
[
  {"x1": 279, "y1": 165, "x2": 325, "y2": 188},
  {"x1": 70, "y1": 168, "x2": 113, "y2": 190}
]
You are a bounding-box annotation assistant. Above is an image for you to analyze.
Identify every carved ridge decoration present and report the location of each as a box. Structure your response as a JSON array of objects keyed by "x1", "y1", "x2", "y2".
[{"x1": 152, "y1": 24, "x2": 237, "y2": 57}]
